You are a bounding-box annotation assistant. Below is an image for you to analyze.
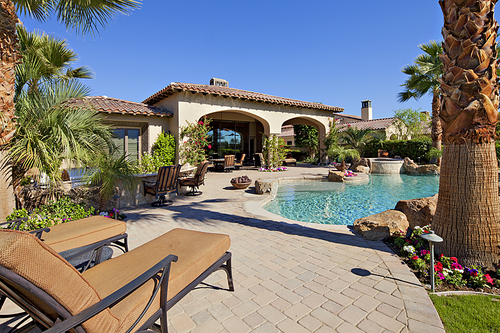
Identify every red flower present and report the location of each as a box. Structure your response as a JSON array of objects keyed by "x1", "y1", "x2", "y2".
[
  {"x1": 439, "y1": 254, "x2": 444, "y2": 259},
  {"x1": 450, "y1": 257, "x2": 458, "y2": 263},
  {"x1": 485, "y1": 274, "x2": 494, "y2": 284},
  {"x1": 411, "y1": 256, "x2": 419, "y2": 260},
  {"x1": 434, "y1": 262, "x2": 443, "y2": 272}
]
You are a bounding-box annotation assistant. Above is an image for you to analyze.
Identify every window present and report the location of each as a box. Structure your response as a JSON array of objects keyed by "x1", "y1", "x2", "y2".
[
  {"x1": 287, "y1": 141, "x2": 293, "y2": 146},
  {"x1": 112, "y1": 128, "x2": 140, "y2": 162}
]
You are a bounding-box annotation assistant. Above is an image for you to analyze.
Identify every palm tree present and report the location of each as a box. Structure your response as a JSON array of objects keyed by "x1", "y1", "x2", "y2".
[
  {"x1": 15, "y1": 25, "x2": 93, "y2": 98},
  {"x1": 7, "y1": 80, "x2": 114, "y2": 187},
  {"x1": 432, "y1": 0, "x2": 500, "y2": 268},
  {"x1": 340, "y1": 126, "x2": 373, "y2": 155},
  {"x1": 398, "y1": 41, "x2": 443, "y2": 150},
  {"x1": 327, "y1": 145, "x2": 360, "y2": 172},
  {"x1": 0, "y1": 0, "x2": 140, "y2": 219}
]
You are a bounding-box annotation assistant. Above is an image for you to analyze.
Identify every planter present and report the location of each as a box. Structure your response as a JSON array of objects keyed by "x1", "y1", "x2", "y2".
[{"x1": 231, "y1": 182, "x2": 251, "y2": 189}]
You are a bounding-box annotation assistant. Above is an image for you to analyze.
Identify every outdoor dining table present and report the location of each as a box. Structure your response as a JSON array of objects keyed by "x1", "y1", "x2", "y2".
[{"x1": 209, "y1": 158, "x2": 225, "y2": 171}]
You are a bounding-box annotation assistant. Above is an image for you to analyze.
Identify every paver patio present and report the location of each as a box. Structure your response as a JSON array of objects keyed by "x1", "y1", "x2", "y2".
[
  {"x1": 124, "y1": 164, "x2": 445, "y2": 333},
  {"x1": 0, "y1": 164, "x2": 445, "y2": 333}
]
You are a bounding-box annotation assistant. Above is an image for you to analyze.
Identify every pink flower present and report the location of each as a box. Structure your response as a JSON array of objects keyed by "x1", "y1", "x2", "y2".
[
  {"x1": 420, "y1": 250, "x2": 430, "y2": 256},
  {"x1": 451, "y1": 263, "x2": 463, "y2": 271},
  {"x1": 485, "y1": 274, "x2": 494, "y2": 284},
  {"x1": 198, "y1": 121, "x2": 203, "y2": 125},
  {"x1": 208, "y1": 144, "x2": 212, "y2": 149},
  {"x1": 450, "y1": 257, "x2": 458, "y2": 263},
  {"x1": 438, "y1": 272, "x2": 445, "y2": 280}
]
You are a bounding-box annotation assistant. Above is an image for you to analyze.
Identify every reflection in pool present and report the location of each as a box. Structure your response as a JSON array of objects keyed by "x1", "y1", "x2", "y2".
[{"x1": 263, "y1": 174, "x2": 439, "y2": 225}]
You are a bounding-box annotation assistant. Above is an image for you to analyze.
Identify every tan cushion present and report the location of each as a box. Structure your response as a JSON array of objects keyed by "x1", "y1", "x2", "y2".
[
  {"x1": 0, "y1": 229, "x2": 119, "y2": 332},
  {"x1": 82, "y1": 228, "x2": 230, "y2": 333},
  {"x1": 41, "y1": 216, "x2": 126, "y2": 252}
]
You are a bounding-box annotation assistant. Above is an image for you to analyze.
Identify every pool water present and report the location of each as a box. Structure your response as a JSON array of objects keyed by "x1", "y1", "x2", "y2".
[{"x1": 263, "y1": 174, "x2": 439, "y2": 225}]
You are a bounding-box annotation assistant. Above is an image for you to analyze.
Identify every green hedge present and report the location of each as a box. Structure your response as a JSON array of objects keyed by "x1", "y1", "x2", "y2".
[{"x1": 364, "y1": 137, "x2": 432, "y2": 162}]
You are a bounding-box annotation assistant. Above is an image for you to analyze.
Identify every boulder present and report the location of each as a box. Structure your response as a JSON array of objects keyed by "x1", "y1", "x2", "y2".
[
  {"x1": 349, "y1": 157, "x2": 370, "y2": 170},
  {"x1": 416, "y1": 164, "x2": 440, "y2": 175},
  {"x1": 353, "y1": 210, "x2": 409, "y2": 241},
  {"x1": 255, "y1": 178, "x2": 278, "y2": 195},
  {"x1": 395, "y1": 194, "x2": 438, "y2": 229},
  {"x1": 354, "y1": 165, "x2": 370, "y2": 174},
  {"x1": 403, "y1": 157, "x2": 440, "y2": 175},
  {"x1": 328, "y1": 171, "x2": 344, "y2": 182}
]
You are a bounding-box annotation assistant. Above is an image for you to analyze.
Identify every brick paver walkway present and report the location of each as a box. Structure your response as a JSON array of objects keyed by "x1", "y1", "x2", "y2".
[
  {"x1": 124, "y1": 165, "x2": 445, "y2": 333},
  {"x1": 0, "y1": 164, "x2": 445, "y2": 333}
]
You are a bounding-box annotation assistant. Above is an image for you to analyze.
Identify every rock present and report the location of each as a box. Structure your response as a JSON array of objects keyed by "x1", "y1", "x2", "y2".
[
  {"x1": 328, "y1": 171, "x2": 344, "y2": 182},
  {"x1": 353, "y1": 210, "x2": 409, "y2": 241},
  {"x1": 395, "y1": 194, "x2": 438, "y2": 229},
  {"x1": 416, "y1": 164, "x2": 440, "y2": 175},
  {"x1": 403, "y1": 157, "x2": 419, "y2": 174},
  {"x1": 349, "y1": 157, "x2": 370, "y2": 170},
  {"x1": 354, "y1": 165, "x2": 370, "y2": 174},
  {"x1": 255, "y1": 178, "x2": 278, "y2": 195},
  {"x1": 403, "y1": 157, "x2": 440, "y2": 175}
]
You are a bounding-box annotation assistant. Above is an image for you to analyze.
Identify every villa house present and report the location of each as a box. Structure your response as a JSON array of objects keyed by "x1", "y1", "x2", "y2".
[{"x1": 72, "y1": 78, "x2": 344, "y2": 164}]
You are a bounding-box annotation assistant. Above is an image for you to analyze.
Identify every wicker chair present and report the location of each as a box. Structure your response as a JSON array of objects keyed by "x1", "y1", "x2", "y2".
[
  {"x1": 234, "y1": 154, "x2": 246, "y2": 169},
  {"x1": 144, "y1": 164, "x2": 181, "y2": 206},
  {"x1": 223, "y1": 155, "x2": 235, "y2": 172},
  {"x1": 0, "y1": 228, "x2": 233, "y2": 333}
]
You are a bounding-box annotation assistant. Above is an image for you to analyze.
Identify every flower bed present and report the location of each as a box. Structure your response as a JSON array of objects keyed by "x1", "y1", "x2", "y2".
[{"x1": 387, "y1": 226, "x2": 500, "y2": 293}]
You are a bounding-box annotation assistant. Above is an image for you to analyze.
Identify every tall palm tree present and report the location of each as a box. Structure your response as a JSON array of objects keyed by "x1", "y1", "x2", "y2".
[
  {"x1": 398, "y1": 41, "x2": 443, "y2": 150},
  {"x1": 433, "y1": 0, "x2": 500, "y2": 268},
  {"x1": 15, "y1": 25, "x2": 93, "y2": 98},
  {"x1": 0, "y1": 0, "x2": 140, "y2": 219}
]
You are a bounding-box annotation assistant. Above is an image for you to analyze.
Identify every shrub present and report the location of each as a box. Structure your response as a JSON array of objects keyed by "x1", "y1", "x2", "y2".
[
  {"x1": 364, "y1": 137, "x2": 432, "y2": 161},
  {"x1": 5, "y1": 197, "x2": 95, "y2": 230},
  {"x1": 135, "y1": 132, "x2": 176, "y2": 174},
  {"x1": 180, "y1": 117, "x2": 212, "y2": 166}
]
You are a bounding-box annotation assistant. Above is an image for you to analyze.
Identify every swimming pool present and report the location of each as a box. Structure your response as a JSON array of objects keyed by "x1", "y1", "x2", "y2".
[{"x1": 263, "y1": 174, "x2": 439, "y2": 225}]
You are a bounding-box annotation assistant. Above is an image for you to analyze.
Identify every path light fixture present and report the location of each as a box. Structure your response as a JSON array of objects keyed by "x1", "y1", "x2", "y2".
[
  {"x1": 419, "y1": 230, "x2": 443, "y2": 292},
  {"x1": 112, "y1": 195, "x2": 120, "y2": 219}
]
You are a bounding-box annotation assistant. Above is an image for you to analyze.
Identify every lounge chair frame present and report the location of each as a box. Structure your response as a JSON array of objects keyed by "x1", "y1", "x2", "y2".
[
  {"x1": 0, "y1": 250, "x2": 234, "y2": 333},
  {"x1": 144, "y1": 165, "x2": 181, "y2": 207},
  {"x1": 223, "y1": 155, "x2": 235, "y2": 172}
]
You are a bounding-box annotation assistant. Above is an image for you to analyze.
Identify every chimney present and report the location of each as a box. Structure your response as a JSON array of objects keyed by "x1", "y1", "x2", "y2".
[
  {"x1": 361, "y1": 100, "x2": 372, "y2": 121},
  {"x1": 210, "y1": 78, "x2": 228, "y2": 87}
]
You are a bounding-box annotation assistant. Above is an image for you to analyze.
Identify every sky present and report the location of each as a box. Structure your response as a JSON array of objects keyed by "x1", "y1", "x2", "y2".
[{"x1": 18, "y1": 1, "x2": 473, "y2": 119}]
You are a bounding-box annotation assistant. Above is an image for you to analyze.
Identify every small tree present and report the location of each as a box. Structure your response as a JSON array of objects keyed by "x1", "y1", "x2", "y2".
[
  {"x1": 294, "y1": 125, "x2": 318, "y2": 159},
  {"x1": 327, "y1": 146, "x2": 360, "y2": 172},
  {"x1": 262, "y1": 135, "x2": 287, "y2": 169},
  {"x1": 179, "y1": 117, "x2": 212, "y2": 166},
  {"x1": 394, "y1": 108, "x2": 428, "y2": 139},
  {"x1": 340, "y1": 126, "x2": 373, "y2": 156}
]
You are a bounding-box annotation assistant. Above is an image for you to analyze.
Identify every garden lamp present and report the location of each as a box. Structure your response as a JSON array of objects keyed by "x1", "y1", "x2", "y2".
[
  {"x1": 112, "y1": 195, "x2": 120, "y2": 219},
  {"x1": 419, "y1": 230, "x2": 443, "y2": 292}
]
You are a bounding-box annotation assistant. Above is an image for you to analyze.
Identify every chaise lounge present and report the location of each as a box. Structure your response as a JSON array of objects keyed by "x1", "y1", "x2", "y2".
[{"x1": 0, "y1": 228, "x2": 233, "y2": 332}]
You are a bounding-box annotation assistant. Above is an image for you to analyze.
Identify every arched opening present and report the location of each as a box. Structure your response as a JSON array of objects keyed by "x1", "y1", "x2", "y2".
[{"x1": 202, "y1": 111, "x2": 267, "y2": 163}]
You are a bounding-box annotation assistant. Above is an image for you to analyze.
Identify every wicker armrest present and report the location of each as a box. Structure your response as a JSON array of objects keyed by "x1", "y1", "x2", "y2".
[{"x1": 45, "y1": 254, "x2": 178, "y2": 333}]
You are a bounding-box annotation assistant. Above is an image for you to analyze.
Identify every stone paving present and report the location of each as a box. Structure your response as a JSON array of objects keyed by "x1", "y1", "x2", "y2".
[
  {"x1": 124, "y1": 164, "x2": 445, "y2": 333},
  {"x1": 0, "y1": 164, "x2": 445, "y2": 333}
]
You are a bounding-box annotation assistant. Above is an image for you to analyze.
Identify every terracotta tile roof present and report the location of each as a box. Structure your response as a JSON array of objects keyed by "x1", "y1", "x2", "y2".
[
  {"x1": 65, "y1": 96, "x2": 173, "y2": 117},
  {"x1": 336, "y1": 114, "x2": 362, "y2": 121},
  {"x1": 339, "y1": 117, "x2": 397, "y2": 131},
  {"x1": 143, "y1": 82, "x2": 344, "y2": 113}
]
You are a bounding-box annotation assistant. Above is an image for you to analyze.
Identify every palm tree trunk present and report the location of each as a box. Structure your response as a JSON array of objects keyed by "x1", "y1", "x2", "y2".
[
  {"x1": 0, "y1": 1, "x2": 19, "y2": 219},
  {"x1": 433, "y1": 0, "x2": 500, "y2": 268},
  {"x1": 433, "y1": 142, "x2": 500, "y2": 268},
  {"x1": 431, "y1": 90, "x2": 442, "y2": 150}
]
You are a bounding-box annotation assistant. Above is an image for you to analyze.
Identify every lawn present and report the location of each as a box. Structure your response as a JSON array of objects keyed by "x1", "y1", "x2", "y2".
[{"x1": 430, "y1": 294, "x2": 500, "y2": 333}]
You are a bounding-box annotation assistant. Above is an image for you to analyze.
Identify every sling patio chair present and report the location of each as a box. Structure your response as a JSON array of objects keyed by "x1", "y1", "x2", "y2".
[
  {"x1": 234, "y1": 153, "x2": 246, "y2": 169},
  {"x1": 223, "y1": 155, "x2": 235, "y2": 172},
  {"x1": 0, "y1": 228, "x2": 233, "y2": 333},
  {"x1": 143, "y1": 164, "x2": 181, "y2": 207},
  {"x1": 179, "y1": 161, "x2": 210, "y2": 196}
]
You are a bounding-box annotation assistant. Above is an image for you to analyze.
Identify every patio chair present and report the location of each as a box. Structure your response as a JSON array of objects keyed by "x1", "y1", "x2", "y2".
[
  {"x1": 143, "y1": 164, "x2": 181, "y2": 207},
  {"x1": 223, "y1": 155, "x2": 235, "y2": 172},
  {"x1": 0, "y1": 228, "x2": 233, "y2": 333},
  {"x1": 179, "y1": 161, "x2": 210, "y2": 196},
  {"x1": 234, "y1": 153, "x2": 246, "y2": 169}
]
